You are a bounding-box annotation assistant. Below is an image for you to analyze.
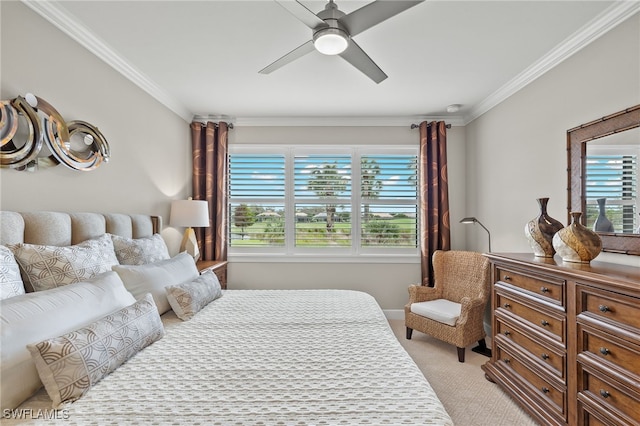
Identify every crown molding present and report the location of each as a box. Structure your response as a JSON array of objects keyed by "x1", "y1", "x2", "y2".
[
  {"x1": 464, "y1": 2, "x2": 640, "y2": 125},
  {"x1": 22, "y1": 0, "x2": 639, "y2": 128},
  {"x1": 232, "y1": 115, "x2": 466, "y2": 127},
  {"x1": 21, "y1": 0, "x2": 193, "y2": 122}
]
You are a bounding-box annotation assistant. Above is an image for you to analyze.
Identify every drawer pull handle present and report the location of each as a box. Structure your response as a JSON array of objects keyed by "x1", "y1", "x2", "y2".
[
  {"x1": 598, "y1": 305, "x2": 610, "y2": 313},
  {"x1": 503, "y1": 331, "x2": 511, "y2": 336},
  {"x1": 540, "y1": 286, "x2": 549, "y2": 293},
  {"x1": 541, "y1": 353, "x2": 549, "y2": 360},
  {"x1": 503, "y1": 303, "x2": 511, "y2": 309},
  {"x1": 503, "y1": 275, "x2": 512, "y2": 281},
  {"x1": 541, "y1": 387, "x2": 549, "y2": 394},
  {"x1": 503, "y1": 358, "x2": 511, "y2": 364},
  {"x1": 599, "y1": 389, "x2": 610, "y2": 399},
  {"x1": 599, "y1": 347, "x2": 610, "y2": 356},
  {"x1": 541, "y1": 320, "x2": 550, "y2": 327}
]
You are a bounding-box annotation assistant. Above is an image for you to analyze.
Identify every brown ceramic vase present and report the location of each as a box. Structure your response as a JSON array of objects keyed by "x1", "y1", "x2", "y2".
[
  {"x1": 524, "y1": 198, "x2": 564, "y2": 257},
  {"x1": 552, "y1": 212, "x2": 602, "y2": 263}
]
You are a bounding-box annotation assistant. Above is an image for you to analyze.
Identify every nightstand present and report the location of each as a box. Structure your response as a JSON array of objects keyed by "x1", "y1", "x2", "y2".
[{"x1": 196, "y1": 260, "x2": 228, "y2": 289}]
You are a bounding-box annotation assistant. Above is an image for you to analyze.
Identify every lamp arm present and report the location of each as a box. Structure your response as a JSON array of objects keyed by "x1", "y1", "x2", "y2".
[{"x1": 475, "y1": 220, "x2": 492, "y2": 252}]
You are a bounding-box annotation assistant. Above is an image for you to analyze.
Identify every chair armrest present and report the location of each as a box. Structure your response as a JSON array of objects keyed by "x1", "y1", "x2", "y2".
[
  {"x1": 456, "y1": 296, "x2": 487, "y2": 326},
  {"x1": 408, "y1": 284, "x2": 442, "y2": 304}
]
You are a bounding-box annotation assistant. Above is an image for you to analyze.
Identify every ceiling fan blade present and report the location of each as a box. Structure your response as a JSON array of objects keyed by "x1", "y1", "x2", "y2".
[
  {"x1": 339, "y1": 39, "x2": 387, "y2": 84},
  {"x1": 339, "y1": 1, "x2": 423, "y2": 36},
  {"x1": 274, "y1": 0, "x2": 326, "y2": 30},
  {"x1": 259, "y1": 40, "x2": 316, "y2": 74}
]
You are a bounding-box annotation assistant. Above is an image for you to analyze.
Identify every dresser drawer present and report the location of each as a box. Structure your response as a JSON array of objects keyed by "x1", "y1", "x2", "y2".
[
  {"x1": 577, "y1": 400, "x2": 634, "y2": 426},
  {"x1": 497, "y1": 267, "x2": 565, "y2": 306},
  {"x1": 579, "y1": 324, "x2": 640, "y2": 377},
  {"x1": 497, "y1": 318, "x2": 565, "y2": 379},
  {"x1": 496, "y1": 289, "x2": 565, "y2": 343},
  {"x1": 579, "y1": 286, "x2": 640, "y2": 332},
  {"x1": 581, "y1": 370, "x2": 640, "y2": 423},
  {"x1": 496, "y1": 346, "x2": 566, "y2": 418}
]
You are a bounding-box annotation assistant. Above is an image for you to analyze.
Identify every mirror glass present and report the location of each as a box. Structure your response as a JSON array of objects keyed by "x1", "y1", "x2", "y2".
[{"x1": 584, "y1": 127, "x2": 639, "y2": 234}]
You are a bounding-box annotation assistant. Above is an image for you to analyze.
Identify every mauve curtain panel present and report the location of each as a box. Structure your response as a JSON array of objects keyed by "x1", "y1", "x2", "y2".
[
  {"x1": 190, "y1": 121, "x2": 229, "y2": 262},
  {"x1": 419, "y1": 121, "x2": 451, "y2": 286}
]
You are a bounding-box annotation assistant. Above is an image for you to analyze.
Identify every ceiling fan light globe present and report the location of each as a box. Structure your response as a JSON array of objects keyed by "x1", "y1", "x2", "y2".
[{"x1": 313, "y1": 29, "x2": 348, "y2": 55}]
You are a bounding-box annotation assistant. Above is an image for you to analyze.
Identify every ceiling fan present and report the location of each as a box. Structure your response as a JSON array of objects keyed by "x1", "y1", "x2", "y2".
[{"x1": 259, "y1": 0, "x2": 424, "y2": 83}]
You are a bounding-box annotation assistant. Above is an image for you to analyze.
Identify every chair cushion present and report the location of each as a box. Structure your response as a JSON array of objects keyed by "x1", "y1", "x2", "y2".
[{"x1": 410, "y1": 299, "x2": 461, "y2": 326}]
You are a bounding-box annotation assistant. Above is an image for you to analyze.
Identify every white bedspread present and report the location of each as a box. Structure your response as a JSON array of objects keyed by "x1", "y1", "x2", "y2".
[{"x1": 7, "y1": 290, "x2": 453, "y2": 425}]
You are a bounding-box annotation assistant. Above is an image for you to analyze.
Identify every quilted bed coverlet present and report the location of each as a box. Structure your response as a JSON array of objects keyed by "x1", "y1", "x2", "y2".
[{"x1": 10, "y1": 290, "x2": 453, "y2": 425}]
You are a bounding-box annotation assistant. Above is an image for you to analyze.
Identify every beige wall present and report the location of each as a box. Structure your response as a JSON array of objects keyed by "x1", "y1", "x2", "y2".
[
  {"x1": 2, "y1": 3, "x2": 637, "y2": 313},
  {"x1": 464, "y1": 14, "x2": 640, "y2": 268},
  {"x1": 0, "y1": 2, "x2": 191, "y2": 253},
  {"x1": 0, "y1": 3, "x2": 468, "y2": 310}
]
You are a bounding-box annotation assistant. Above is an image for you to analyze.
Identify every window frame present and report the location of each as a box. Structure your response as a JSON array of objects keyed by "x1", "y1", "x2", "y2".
[{"x1": 228, "y1": 145, "x2": 420, "y2": 263}]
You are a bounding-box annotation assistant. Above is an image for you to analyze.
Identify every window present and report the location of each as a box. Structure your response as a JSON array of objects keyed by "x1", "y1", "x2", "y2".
[
  {"x1": 228, "y1": 146, "x2": 419, "y2": 260},
  {"x1": 585, "y1": 152, "x2": 638, "y2": 233}
]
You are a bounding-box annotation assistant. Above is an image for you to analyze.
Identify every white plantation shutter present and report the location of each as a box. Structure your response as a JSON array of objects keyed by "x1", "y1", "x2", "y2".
[
  {"x1": 585, "y1": 154, "x2": 637, "y2": 233},
  {"x1": 294, "y1": 154, "x2": 352, "y2": 248},
  {"x1": 229, "y1": 154, "x2": 286, "y2": 247},
  {"x1": 360, "y1": 154, "x2": 418, "y2": 248},
  {"x1": 228, "y1": 146, "x2": 419, "y2": 258}
]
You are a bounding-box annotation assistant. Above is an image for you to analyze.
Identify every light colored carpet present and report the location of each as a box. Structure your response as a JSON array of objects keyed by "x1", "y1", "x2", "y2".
[{"x1": 388, "y1": 319, "x2": 539, "y2": 426}]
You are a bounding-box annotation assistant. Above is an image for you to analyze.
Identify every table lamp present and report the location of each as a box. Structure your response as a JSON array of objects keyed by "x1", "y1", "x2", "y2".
[{"x1": 170, "y1": 198, "x2": 210, "y2": 261}]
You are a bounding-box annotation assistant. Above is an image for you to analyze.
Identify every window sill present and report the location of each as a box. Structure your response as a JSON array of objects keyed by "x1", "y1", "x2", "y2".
[{"x1": 227, "y1": 254, "x2": 420, "y2": 264}]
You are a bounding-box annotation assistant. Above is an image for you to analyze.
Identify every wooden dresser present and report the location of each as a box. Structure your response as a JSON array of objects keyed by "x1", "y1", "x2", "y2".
[{"x1": 482, "y1": 253, "x2": 640, "y2": 426}]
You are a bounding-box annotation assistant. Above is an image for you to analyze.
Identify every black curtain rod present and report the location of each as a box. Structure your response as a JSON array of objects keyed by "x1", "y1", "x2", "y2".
[{"x1": 410, "y1": 123, "x2": 451, "y2": 129}]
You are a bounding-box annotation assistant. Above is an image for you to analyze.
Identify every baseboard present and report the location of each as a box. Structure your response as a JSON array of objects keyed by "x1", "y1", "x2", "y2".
[{"x1": 383, "y1": 309, "x2": 404, "y2": 320}]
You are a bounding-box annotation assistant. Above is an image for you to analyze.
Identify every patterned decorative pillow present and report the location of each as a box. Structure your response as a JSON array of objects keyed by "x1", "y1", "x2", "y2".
[
  {"x1": 27, "y1": 293, "x2": 164, "y2": 409},
  {"x1": 166, "y1": 271, "x2": 223, "y2": 321},
  {"x1": 1, "y1": 271, "x2": 136, "y2": 410},
  {"x1": 0, "y1": 245, "x2": 25, "y2": 300},
  {"x1": 110, "y1": 233, "x2": 170, "y2": 265},
  {"x1": 10, "y1": 234, "x2": 119, "y2": 292}
]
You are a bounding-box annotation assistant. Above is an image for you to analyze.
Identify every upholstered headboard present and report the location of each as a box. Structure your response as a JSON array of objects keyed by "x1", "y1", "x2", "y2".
[{"x1": 0, "y1": 211, "x2": 162, "y2": 246}]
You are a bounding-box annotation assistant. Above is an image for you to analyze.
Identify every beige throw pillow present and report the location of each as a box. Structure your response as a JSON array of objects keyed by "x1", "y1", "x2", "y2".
[
  {"x1": 0, "y1": 245, "x2": 25, "y2": 300},
  {"x1": 110, "y1": 233, "x2": 170, "y2": 265},
  {"x1": 28, "y1": 293, "x2": 164, "y2": 409},
  {"x1": 112, "y1": 252, "x2": 199, "y2": 315},
  {"x1": 10, "y1": 234, "x2": 119, "y2": 292},
  {"x1": 0, "y1": 271, "x2": 136, "y2": 410},
  {"x1": 166, "y1": 271, "x2": 223, "y2": 320}
]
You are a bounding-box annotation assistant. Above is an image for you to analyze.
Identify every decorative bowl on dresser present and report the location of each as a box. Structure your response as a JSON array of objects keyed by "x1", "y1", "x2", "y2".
[{"x1": 482, "y1": 253, "x2": 640, "y2": 426}]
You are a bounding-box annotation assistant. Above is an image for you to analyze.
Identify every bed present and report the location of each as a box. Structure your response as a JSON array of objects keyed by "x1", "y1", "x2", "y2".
[{"x1": 0, "y1": 211, "x2": 453, "y2": 425}]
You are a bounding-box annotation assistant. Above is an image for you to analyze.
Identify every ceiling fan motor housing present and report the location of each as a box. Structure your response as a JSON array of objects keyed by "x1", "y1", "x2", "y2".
[{"x1": 313, "y1": 1, "x2": 349, "y2": 55}]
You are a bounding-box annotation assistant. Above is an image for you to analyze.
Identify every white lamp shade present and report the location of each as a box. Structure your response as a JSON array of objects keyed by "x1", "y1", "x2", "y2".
[{"x1": 170, "y1": 199, "x2": 210, "y2": 228}]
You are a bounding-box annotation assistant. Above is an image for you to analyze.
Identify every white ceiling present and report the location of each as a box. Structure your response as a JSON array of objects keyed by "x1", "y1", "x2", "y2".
[{"x1": 24, "y1": 1, "x2": 640, "y2": 125}]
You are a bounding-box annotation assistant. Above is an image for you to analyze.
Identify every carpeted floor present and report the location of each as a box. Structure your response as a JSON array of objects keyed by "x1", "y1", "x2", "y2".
[{"x1": 388, "y1": 319, "x2": 539, "y2": 426}]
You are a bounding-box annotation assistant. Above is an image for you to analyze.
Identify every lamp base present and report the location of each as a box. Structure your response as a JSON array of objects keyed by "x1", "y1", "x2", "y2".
[{"x1": 180, "y1": 227, "x2": 200, "y2": 262}]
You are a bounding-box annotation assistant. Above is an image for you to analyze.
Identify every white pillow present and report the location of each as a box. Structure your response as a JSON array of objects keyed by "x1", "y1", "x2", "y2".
[
  {"x1": 28, "y1": 293, "x2": 164, "y2": 409},
  {"x1": 112, "y1": 252, "x2": 199, "y2": 315},
  {"x1": 0, "y1": 245, "x2": 25, "y2": 300},
  {"x1": 110, "y1": 233, "x2": 170, "y2": 265},
  {"x1": 0, "y1": 271, "x2": 136, "y2": 410},
  {"x1": 166, "y1": 271, "x2": 223, "y2": 321},
  {"x1": 10, "y1": 234, "x2": 119, "y2": 292}
]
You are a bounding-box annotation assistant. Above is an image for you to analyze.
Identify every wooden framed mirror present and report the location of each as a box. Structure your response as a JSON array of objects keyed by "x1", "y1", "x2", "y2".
[{"x1": 567, "y1": 105, "x2": 640, "y2": 255}]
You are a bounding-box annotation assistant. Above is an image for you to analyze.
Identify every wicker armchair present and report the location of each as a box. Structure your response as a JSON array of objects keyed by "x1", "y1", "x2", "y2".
[{"x1": 405, "y1": 250, "x2": 491, "y2": 362}]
